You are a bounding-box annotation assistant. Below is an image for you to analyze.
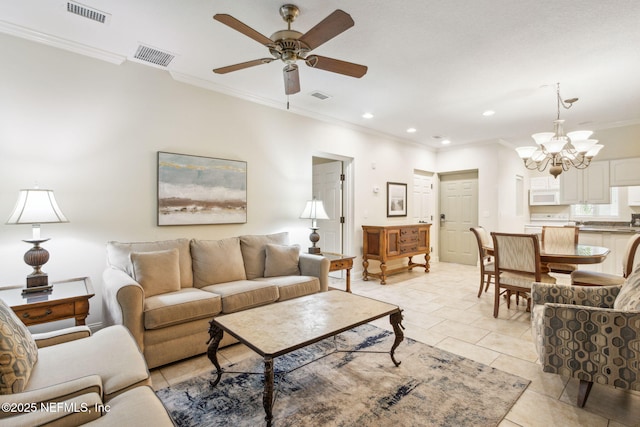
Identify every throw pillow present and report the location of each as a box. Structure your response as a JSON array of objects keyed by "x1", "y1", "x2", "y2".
[
  {"x1": 0, "y1": 299, "x2": 38, "y2": 394},
  {"x1": 240, "y1": 232, "x2": 289, "y2": 279},
  {"x1": 264, "y1": 244, "x2": 301, "y2": 277},
  {"x1": 106, "y1": 239, "x2": 193, "y2": 287},
  {"x1": 614, "y1": 266, "x2": 640, "y2": 311},
  {"x1": 191, "y1": 238, "x2": 247, "y2": 287},
  {"x1": 130, "y1": 249, "x2": 181, "y2": 297}
]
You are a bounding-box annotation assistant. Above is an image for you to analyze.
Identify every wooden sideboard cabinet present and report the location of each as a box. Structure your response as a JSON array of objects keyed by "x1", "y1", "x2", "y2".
[{"x1": 362, "y1": 224, "x2": 431, "y2": 284}]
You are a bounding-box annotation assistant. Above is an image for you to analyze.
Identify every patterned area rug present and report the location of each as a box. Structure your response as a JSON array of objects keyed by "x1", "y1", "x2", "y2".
[{"x1": 156, "y1": 324, "x2": 529, "y2": 426}]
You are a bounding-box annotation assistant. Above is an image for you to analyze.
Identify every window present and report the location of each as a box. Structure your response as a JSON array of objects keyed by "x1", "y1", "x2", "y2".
[{"x1": 572, "y1": 188, "x2": 619, "y2": 218}]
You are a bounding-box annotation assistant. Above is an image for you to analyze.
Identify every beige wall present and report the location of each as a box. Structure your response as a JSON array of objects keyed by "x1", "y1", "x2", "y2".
[
  {"x1": 2, "y1": 33, "x2": 637, "y2": 330},
  {"x1": 0, "y1": 34, "x2": 438, "y2": 329}
]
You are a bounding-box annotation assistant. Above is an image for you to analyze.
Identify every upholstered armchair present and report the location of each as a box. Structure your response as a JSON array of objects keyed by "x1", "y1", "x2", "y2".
[
  {"x1": 531, "y1": 269, "x2": 640, "y2": 407},
  {"x1": 0, "y1": 299, "x2": 173, "y2": 426}
]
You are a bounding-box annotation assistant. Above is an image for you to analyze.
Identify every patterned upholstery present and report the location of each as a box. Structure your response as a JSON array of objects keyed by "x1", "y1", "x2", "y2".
[
  {"x1": 614, "y1": 265, "x2": 640, "y2": 311},
  {"x1": 0, "y1": 299, "x2": 38, "y2": 394},
  {"x1": 491, "y1": 232, "x2": 555, "y2": 318},
  {"x1": 542, "y1": 226, "x2": 579, "y2": 274},
  {"x1": 531, "y1": 280, "x2": 639, "y2": 407}
]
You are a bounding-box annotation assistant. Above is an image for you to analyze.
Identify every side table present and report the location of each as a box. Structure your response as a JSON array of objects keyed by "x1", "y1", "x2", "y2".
[
  {"x1": 0, "y1": 277, "x2": 94, "y2": 326},
  {"x1": 321, "y1": 253, "x2": 356, "y2": 293}
]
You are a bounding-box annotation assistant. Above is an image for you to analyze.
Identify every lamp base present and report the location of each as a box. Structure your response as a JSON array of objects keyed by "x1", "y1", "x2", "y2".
[{"x1": 308, "y1": 247, "x2": 322, "y2": 254}]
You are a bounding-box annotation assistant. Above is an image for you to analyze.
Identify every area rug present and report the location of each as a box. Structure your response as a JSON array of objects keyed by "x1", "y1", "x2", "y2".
[{"x1": 156, "y1": 324, "x2": 529, "y2": 426}]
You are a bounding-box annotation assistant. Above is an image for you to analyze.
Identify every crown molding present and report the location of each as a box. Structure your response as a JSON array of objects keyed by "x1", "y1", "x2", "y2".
[{"x1": 0, "y1": 20, "x2": 125, "y2": 65}]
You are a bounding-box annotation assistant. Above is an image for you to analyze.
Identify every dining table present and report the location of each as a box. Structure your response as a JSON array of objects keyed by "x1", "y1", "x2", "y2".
[{"x1": 484, "y1": 241, "x2": 610, "y2": 274}]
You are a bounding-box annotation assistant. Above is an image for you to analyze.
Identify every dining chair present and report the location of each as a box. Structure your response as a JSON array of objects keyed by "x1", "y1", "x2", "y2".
[
  {"x1": 491, "y1": 232, "x2": 556, "y2": 318},
  {"x1": 571, "y1": 233, "x2": 640, "y2": 286},
  {"x1": 470, "y1": 227, "x2": 495, "y2": 297},
  {"x1": 541, "y1": 225, "x2": 579, "y2": 274}
]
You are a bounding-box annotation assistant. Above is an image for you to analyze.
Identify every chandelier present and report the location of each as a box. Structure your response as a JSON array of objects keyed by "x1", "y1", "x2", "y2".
[{"x1": 516, "y1": 83, "x2": 603, "y2": 178}]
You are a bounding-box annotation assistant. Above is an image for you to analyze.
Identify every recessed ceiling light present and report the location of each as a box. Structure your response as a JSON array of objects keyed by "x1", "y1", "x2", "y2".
[
  {"x1": 441, "y1": 139, "x2": 451, "y2": 145},
  {"x1": 406, "y1": 128, "x2": 417, "y2": 133},
  {"x1": 362, "y1": 112, "x2": 374, "y2": 119},
  {"x1": 482, "y1": 110, "x2": 495, "y2": 116}
]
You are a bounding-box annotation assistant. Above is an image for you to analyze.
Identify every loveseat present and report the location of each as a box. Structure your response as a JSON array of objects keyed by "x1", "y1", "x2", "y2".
[
  {"x1": 102, "y1": 232, "x2": 330, "y2": 368},
  {"x1": 0, "y1": 299, "x2": 174, "y2": 426}
]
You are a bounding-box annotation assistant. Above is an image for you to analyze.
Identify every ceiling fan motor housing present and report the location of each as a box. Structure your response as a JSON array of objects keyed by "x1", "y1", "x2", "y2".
[{"x1": 269, "y1": 30, "x2": 309, "y2": 63}]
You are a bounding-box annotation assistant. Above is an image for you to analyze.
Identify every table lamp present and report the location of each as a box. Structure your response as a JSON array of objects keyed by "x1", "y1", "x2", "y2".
[
  {"x1": 6, "y1": 188, "x2": 69, "y2": 293},
  {"x1": 299, "y1": 198, "x2": 329, "y2": 254}
]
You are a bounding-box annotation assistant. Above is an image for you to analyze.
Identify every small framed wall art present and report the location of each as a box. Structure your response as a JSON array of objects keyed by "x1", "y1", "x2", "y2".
[
  {"x1": 157, "y1": 152, "x2": 247, "y2": 225},
  {"x1": 387, "y1": 182, "x2": 407, "y2": 217}
]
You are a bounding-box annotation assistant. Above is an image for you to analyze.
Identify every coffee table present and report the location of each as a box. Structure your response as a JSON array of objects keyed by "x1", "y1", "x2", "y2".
[{"x1": 206, "y1": 291, "x2": 404, "y2": 426}]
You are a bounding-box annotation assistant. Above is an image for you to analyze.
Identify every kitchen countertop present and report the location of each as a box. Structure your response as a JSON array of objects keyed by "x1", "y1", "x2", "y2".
[{"x1": 578, "y1": 223, "x2": 640, "y2": 233}]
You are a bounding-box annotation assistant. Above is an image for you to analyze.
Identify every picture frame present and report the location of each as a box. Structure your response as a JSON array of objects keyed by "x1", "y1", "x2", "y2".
[
  {"x1": 387, "y1": 182, "x2": 407, "y2": 217},
  {"x1": 157, "y1": 151, "x2": 247, "y2": 225}
]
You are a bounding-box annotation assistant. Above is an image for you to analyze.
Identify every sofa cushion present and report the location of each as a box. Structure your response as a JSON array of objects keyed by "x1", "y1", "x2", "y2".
[
  {"x1": 106, "y1": 239, "x2": 193, "y2": 288},
  {"x1": 201, "y1": 280, "x2": 279, "y2": 314},
  {"x1": 144, "y1": 288, "x2": 222, "y2": 330},
  {"x1": 0, "y1": 299, "x2": 38, "y2": 394},
  {"x1": 130, "y1": 249, "x2": 181, "y2": 297},
  {"x1": 255, "y1": 276, "x2": 320, "y2": 301},
  {"x1": 264, "y1": 244, "x2": 301, "y2": 277},
  {"x1": 240, "y1": 232, "x2": 289, "y2": 279},
  {"x1": 614, "y1": 267, "x2": 640, "y2": 311},
  {"x1": 191, "y1": 238, "x2": 247, "y2": 287},
  {"x1": 26, "y1": 325, "x2": 149, "y2": 401}
]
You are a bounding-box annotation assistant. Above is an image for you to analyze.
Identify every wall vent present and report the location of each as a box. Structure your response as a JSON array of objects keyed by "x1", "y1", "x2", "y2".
[
  {"x1": 66, "y1": 2, "x2": 111, "y2": 24},
  {"x1": 310, "y1": 91, "x2": 331, "y2": 100},
  {"x1": 133, "y1": 45, "x2": 175, "y2": 67}
]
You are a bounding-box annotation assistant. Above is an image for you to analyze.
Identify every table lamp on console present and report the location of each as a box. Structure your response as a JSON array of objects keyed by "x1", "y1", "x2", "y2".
[
  {"x1": 299, "y1": 198, "x2": 329, "y2": 254},
  {"x1": 6, "y1": 188, "x2": 69, "y2": 293}
]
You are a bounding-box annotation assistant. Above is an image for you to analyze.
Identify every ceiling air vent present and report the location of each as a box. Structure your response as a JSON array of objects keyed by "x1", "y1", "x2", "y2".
[
  {"x1": 66, "y1": 2, "x2": 111, "y2": 24},
  {"x1": 310, "y1": 91, "x2": 331, "y2": 100},
  {"x1": 133, "y1": 45, "x2": 175, "y2": 67}
]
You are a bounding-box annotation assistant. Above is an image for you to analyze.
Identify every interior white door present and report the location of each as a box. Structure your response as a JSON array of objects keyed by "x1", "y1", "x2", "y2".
[
  {"x1": 439, "y1": 172, "x2": 478, "y2": 265},
  {"x1": 312, "y1": 160, "x2": 342, "y2": 254},
  {"x1": 413, "y1": 173, "x2": 434, "y2": 225}
]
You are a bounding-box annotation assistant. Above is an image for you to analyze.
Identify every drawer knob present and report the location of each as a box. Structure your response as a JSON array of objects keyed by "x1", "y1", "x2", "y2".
[{"x1": 23, "y1": 309, "x2": 52, "y2": 320}]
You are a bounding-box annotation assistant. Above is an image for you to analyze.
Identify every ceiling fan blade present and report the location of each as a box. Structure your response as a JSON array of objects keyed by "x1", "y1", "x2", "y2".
[
  {"x1": 213, "y1": 14, "x2": 273, "y2": 46},
  {"x1": 213, "y1": 58, "x2": 273, "y2": 74},
  {"x1": 283, "y1": 64, "x2": 300, "y2": 95},
  {"x1": 298, "y1": 10, "x2": 354, "y2": 51},
  {"x1": 305, "y1": 55, "x2": 367, "y2": 78}
]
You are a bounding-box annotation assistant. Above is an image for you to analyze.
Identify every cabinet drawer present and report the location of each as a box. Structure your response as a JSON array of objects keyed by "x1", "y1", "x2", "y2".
[
  {"x1": 329, "y1": 259, "x2": 353, "y2": 271},
  {"x1": 399, "y1": 244, "x2": 419, "y2": 254},
  {"x1": 14, "y1": 302, "x2": 75, "y2": 325}
]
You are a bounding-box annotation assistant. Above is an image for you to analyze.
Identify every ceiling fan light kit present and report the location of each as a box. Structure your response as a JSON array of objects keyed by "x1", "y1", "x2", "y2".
[
  {"x1": 212, "y1": 4, "x2": 368, "y2": 96},
  {"x1": 516, "y1": 83, "x2": 604, "y2": 178}
]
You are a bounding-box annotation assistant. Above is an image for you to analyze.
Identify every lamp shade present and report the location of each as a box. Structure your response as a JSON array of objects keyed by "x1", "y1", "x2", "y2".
[
  {"x1": 6, "y1": 189, "x2": 69, "y2": 224},
  {"x1": 299, "y1": 199, "x2": 329, "y2": 220}
]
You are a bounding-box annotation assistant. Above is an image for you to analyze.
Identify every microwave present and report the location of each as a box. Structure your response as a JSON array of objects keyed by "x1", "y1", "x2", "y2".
[{"x1": 529, "y1": 190, "x2": 562, "y2": 206}]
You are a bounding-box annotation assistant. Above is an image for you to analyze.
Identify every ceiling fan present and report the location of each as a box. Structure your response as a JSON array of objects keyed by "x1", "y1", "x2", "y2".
[{"x1": 212, "y1": 4, "x2": 368, "y2": 95}]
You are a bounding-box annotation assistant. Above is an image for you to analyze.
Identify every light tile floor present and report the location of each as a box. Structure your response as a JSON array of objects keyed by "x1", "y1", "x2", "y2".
[{"x1": 151, "y1": 262, "x2": 640, "y2": 427}]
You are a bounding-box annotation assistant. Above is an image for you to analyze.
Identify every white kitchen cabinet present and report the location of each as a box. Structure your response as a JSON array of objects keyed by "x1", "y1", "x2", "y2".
[
  {"x1": 530, "y1": 176, "x2": 560, "y2": 190},
  {"x1": 610, "y1": 158, "x2": 640, "y2": 186},
  {"x1": 560, "y1": 161, "x2": 610, "y2": 204},
  {"x1": 628, "y1": 186, "x2": 640, "y2": 206},
  {"x1": 577, "y1": 231, "x2": 637, "y2": 275}
]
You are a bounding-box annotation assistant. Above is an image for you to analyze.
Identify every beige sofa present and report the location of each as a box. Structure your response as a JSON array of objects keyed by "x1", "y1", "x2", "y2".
[
  {"x1": 0, "y1": 298, "x2": 174, "y2": 426},
  {"x1": 102, "y1": 232, "x2": 330, "y2": 368}
]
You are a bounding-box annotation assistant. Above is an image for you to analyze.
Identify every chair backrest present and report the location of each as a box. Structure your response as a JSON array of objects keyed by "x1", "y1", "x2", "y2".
[
  {"x1": 491, "y1": 232, "x2": 541, "y2": 281},
  {"x1": 470, "y1": 226, "x2": 490, "y2": 259},
  {"x1": 622, "y1": 233, "x2": 640, "y2": 277},
  {"x1": 541, "y1": 226, "x2": 579, "y2": 245}
]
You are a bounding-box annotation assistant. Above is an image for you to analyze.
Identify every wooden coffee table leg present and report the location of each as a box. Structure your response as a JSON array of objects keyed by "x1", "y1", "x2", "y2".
[
  {"x1": 206, "y1": 320, "x2": 224, "y2": 386},
  {"x1": 389, "y1": 310, "x2": 405, "y2": 366},
  {"x1": 264, "y1": 357, "x2": 274, "y2": 426}
]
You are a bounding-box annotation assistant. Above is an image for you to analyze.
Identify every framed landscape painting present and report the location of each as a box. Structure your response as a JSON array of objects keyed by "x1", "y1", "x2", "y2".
[
  {"x1": 157, "y1": 152, "x2": 247, "y2": 225},
  {"x1": 387, "y1": 182, "x2": 407, "y2": 217}
]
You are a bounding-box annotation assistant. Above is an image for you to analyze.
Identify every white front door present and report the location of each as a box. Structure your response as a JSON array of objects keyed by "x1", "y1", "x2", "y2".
[{"x1": 413, "y1": 172, "x2": 434, "y2": 225}]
